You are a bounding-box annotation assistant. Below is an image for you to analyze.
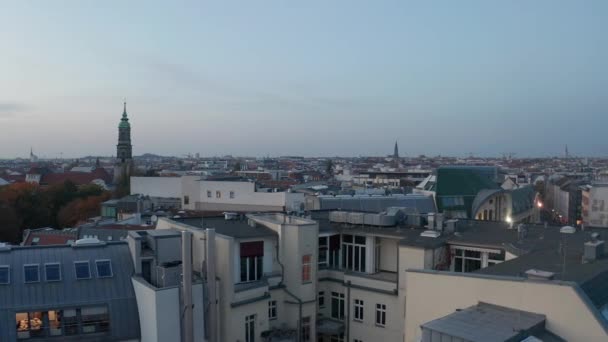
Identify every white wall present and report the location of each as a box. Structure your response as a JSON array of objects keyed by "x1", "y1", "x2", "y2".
[
  {"x1": 379, "y1": 238, "x2": 398, "y2": 272},
  {"x1": 587, "y1": 186, "x2": 608, "y2": 227},
  {"x1": 131, "y1": 177, "x2": 181, "y2": 198},
  {"x1": 132, "y1": 277, "x2": 182, "y2": 342}
]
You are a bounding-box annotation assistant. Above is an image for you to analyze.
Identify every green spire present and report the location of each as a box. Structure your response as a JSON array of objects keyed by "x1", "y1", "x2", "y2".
[{"x1": 119, "y1": 101, "x2": 130, "y2": 129}]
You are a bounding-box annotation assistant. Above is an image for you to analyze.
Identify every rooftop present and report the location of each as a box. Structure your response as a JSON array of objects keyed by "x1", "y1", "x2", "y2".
[
  {"x1": 173, "y1": 216, "x2": 278, "y2": 239},
  {"x1": 421, "y1": 302, "x2": 563, "y2": 342}
]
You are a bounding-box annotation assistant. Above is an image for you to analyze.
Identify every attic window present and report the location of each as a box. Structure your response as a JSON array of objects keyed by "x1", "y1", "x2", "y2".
[
  {"x1": 96, "y1": 260, "x2": 113, "y2": 278},
  {"x1": 24, "y1": 264, "x2": 40, "y2": 283},
  {"x1": 74, "y1": 261, "x2": 91, "y2": 280},
  {"x1": 0, "y1": 266, "x2": 9, "y2": 284},
  {"x1": 45, "y1": 263, "x2": 61, "y2": 282}
]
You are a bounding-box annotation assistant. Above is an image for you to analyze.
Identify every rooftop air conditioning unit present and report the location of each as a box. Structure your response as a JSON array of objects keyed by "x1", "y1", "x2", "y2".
[
  {"x1": 420, "y1": 230, "x2": 441, "y2": 238},
  {"x1": 560, "y1": 226, "x2": 576, "y2": 234}
]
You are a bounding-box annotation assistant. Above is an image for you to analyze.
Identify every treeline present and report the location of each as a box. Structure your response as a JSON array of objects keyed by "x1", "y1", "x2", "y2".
[{"x1": 0, "y1": 181, "x2": 111, "y2": 243}]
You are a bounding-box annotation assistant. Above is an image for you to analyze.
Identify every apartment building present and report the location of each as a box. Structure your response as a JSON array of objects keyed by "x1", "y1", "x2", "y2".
[
  {"x1": 0, "y1": 241, "x2": 139, "y2": 341},
  {"x1": 581, "y1": 182, "x2": 608, "y2": 228},
  {"x1": 131, "y1": 176, "x2": 305, "y2": 212}
]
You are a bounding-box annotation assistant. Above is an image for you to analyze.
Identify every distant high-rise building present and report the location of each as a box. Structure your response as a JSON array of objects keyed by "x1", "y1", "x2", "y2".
[{"x1": 117, "y1": 102, "x2": 132, "y2": 163}]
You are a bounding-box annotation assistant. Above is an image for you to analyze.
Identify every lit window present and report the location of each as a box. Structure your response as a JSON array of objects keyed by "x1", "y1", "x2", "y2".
[
  {"x1": 96, "y1": 260, "x2": 113, "y2": 278},
  {"x1": 230, "y1": 191, "x2": 235, "y2": 199},
  {"x1": 354, "y1": 299, "x2": 364, "y2": 321},
  {"x1": 302, "y1": 254, "x2": 312, "y2": 282},
  {"x1": 268, "y1": 300, "x2": 277, "y2": 320},
  {"x1": 375, "y1": 303, "x2": 386, "y2": 326},
  {"x1": 24, "y1": 264, "x2": 40, "y2": 283},
  {"x1": 45, "y1": 263, "x2": 61, "y2": 282},
  {"x1": 74, "y1": 261, "x2": 91, "y2": 280},
  {"x1": 0, "y1": 266, "x2": 9, "y2": 284}
]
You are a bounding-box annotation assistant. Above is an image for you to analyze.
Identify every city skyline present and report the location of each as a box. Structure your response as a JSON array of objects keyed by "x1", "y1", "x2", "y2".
[{"x1": 1, "y1": 1, "x2": 607, "y2": 158}]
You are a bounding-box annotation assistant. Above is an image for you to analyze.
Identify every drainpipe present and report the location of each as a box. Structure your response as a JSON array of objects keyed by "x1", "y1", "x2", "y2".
[
  {"x1": 182, "y1": 231, "x2": 194, "y2": 342},
  {"x1": 206, "y1": 229, "x2": 217, "y2": 342},
  {"x1": 276, "y1": 242, "x2": 303, "y2": 342},
  {"x1": 346, "y1": 281, "x2": 351, "y2": 342}
]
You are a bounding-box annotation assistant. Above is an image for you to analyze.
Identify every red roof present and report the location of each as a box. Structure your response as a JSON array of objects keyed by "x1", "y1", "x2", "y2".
[
  {"x1": 41, "y1": 168, "x2": 112, "y2": 186},
  {"x1": 23, "y1": 230, "x2": 77, "y2": 246}
]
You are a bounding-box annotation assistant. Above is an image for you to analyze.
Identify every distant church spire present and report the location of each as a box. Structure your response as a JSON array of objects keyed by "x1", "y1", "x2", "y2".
[
  {"x1": 117, "y1": 101, "x2": 132, "y2": 163},
  {"x1": 394, "y1": 140, "x2": 399, "y2": 159}
]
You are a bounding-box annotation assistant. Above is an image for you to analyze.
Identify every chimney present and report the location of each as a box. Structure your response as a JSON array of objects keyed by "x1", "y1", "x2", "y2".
[
  {"x1": 584, "y1": 234, "x2": 604, "y2": 262},
  {"x1": 427, "y1": 213, "x2": 435, "y2": 230},
  {"x1": 435, "y1": 213, "x2": 444, "y2": 231},
  {"x1": 525, "y1": 269, "x2": 555, "y2": 281}
]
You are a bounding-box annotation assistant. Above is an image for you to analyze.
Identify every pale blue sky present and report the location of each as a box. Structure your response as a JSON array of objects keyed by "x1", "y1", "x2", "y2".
[{"x1": 1, "y1": 1, "x2": 606, "y2": 158}]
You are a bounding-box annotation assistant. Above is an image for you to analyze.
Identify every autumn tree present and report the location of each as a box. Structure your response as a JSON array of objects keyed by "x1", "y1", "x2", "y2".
[
  {"x1": 57, "y1": 192, "x2": 112, "y2": 228},
  {"x1": 0, "y1": 204, "x2": 21, "y2": 243}
]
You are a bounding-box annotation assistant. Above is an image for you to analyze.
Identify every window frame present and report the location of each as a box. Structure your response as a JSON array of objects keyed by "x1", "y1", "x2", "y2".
[
  {"x1": 341, "y1": 234, "x2": 366, "y2": 273},
  {"x1": 23, "y1": 264, "x2": 40, "y2": 283},
  {"x1": 216, "y1": 191, "x2": 221, "y2": 199},
  {"x1": 331, "y1": 292, "x2": 345, "y2": 321},
  {"x1": 207, "y1": 190, "x2": 212, "y2": 198},
  {"x1": 230, "y1": 191, "x2": 235, "y2": 199},
  {"x1": 74, "y1": 261, "x2": 92, "y2": 280},
  {"x1": 0, "y1": 265, "x2": 10, "y2": 285},
  {"x1": 302, "y1": 254, "x2": 312, "y2": 283},
  {"x1": 318, "y1": 291, "x2": 325, "y2": 309},
  {"x1": 354, "y1": 299, "x2": 364, "y2": 322},
  {"x1": 44, "y1": 263, "x2": 62, "y2": 282},
  {"x1": 375, "y1": 303, "x2": 386, "y2": 327},
  {"x1": 268, "y1": 300, "x2": 277, "y2": 320},
  {"x1": 240, "y1": 255, "x2": 263, "y2": 283},
  {"x1": 245, "y1": 314, "x2": 256, "y2": 342},
  {"x1": 95, "y1": 260, "x2": 113, "y2": 278}
]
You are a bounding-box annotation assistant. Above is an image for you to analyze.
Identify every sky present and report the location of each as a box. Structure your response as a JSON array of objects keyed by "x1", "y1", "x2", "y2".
[{"x1": 1, "y1": 1, "x2": 607, "y2": 158}]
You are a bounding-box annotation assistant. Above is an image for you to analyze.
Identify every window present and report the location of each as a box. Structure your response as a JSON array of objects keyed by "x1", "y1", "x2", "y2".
[
  {"x1": 24, "y1": 264, "x2": 40, "y2": 283},
  {"x1": 63, "y1": 309, "x2": 79, "y2": 336},
  {"x1": 31, "y1": 237, "x2": 40, "y2": 245},
  {"x1": 245, "y1": 314, "x2": 256, "y2": 342},
  {"x1": 230, "y1": 191, "x2": 235, "y2": 199},
  {"x1": 45, "y1": 263, "x2": 61, "y2": 282},
  {"x1": 81, "y1": 306, "x2": 110, "y2": 334},
  {"x1": 0, "y1": 265, "x2": 9, "y2": 284},
  {"x1": 216, "y1": 191, "x2": 221, "y2": 198},
  {"x1": 489, "y1": 209, "x2": 493, "y2": 221},
  {"x1": 240, "y1": 241, "x2": 264, "y2": 282},
  {"x1": 354, "y1": 340, "x2": 363, "y2": 342},
  {"x1": 318, "y1": 291, "x2": 325, "y2": 308},
  {"x1": 96, "y1": 260, "x2": 113, "y2": 278},
  {"x1": 318, "y1": 237, "x2": 328, "y2": 267},
  {"x1": 74, "y1": 261, "x2": 91, "y2": 280},
  {"x1": 268, "y1": 300, "x2": 277, "y2": 320},
  {"x1": 342, "y1": 234, "x2": 366, "y2": 272},
  {"x1": 453, "y1": 249, "x2": 482, "y2": 273},
  {"x1": 354, "y1": 299, "x2": 364, "y2": 321},
  {"x1": 16, "y1": 310, "x2": 68, "y2": 339},
  {"x1": 331, "y1": 292, "x2": 345, "y2": 320},
  {"x1": 301, "y1": 316, "x2": 311, "y2": 342},
  {"x1": 207, "y1": 190, "x2": 212, "y2": 198},
  {"x1": 487, "y1": 251, "x2": 505, "y2": 267},
  {"x1": 184, "y1": 196, "x2": 189, "y2": 205},
  {"x1": 441, "y1": 196, "x2": 464, "y2": 207},
  {"x1": 302, "y1": 254, "x2": 312, "y2": 282},
  {"x1": 375, "y1": 304, "x2": 386, "y2": 326},
  {"x1": 330, "y1": 334, "x2": 344, "y2": 342}
]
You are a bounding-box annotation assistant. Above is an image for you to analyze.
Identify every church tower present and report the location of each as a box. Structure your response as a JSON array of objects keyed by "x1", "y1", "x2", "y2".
[
  {"x1": 114, "y1": 102, "x2": 133, "y2": 186},
  {"x1": 117, "y1": 102, "x2": 132, "y2": 163}
]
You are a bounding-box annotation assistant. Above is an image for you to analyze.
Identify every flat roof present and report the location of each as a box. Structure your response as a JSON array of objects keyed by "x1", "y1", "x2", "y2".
[
  {"x1": 173, "y1": 216, "x2": 277, "y2": 239},
  {"x1": 421, "y1": 302, "x2": 559, "y2": 342}
]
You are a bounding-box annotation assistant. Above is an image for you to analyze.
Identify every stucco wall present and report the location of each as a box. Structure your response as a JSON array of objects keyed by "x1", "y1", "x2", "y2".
[
  {"x1": 132, "y1": 277, "x2": 181, "y2": 342},
  {"x1": 131, "y1": 176, "x2": 181, "y2": 198},
  {"x1": 404, "y1": 271, "x2": 608, "y2": 342}
]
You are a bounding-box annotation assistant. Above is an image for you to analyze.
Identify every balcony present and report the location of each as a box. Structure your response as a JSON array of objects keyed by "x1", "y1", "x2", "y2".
[{"x1": 318, "y1": 268, "x2": 398, "y2": 294}]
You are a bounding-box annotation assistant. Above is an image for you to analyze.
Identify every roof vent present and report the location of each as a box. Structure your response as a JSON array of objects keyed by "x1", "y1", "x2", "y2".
[
  {"x1": 224, "y1": 212, "x2": 238, "y2": 220},
  {"x1": 525, "y1": 269, "x2": 555, "y2": 281},
  {"x1": 560, "y1": 226, "x2": 576, "y2": 234},
  {"x1": 420, "y1": 230, "x2": 441, "y2": 238},
  {"x1": 584, "y1": 239, "x2": 604, "y2": 262},
  {"x1": 73, "y1": 238, "x2": 102, "y2": 246}
]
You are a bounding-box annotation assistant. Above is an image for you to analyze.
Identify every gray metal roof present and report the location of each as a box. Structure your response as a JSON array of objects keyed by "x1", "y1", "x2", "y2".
[
  {"x1": 174, "y1": 217, "x2": 277, "y2": 239},
  {"x1": 0, "y1": 242, "x2": 139, "y2": 341},
  {"x1": 316, "y1": 194, "x2": 436, "y2": 213},
  {"x1": 421, "y1": 302, "x2": 557, "y2": 342}
]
